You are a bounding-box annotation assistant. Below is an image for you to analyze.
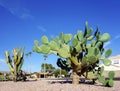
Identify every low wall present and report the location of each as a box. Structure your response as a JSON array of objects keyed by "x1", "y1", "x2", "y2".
[{"x1": 103, "y1": 70, "x2": 120, "y2": 78}]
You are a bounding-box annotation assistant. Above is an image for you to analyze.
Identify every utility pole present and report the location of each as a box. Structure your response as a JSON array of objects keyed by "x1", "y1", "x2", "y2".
[
  {"x1": 60, "y1": 67, "x2": 61, "y2": 78},
  {"x1": 43, "y1": 55, "x2": 47, "y2": 78},
  {"x1": 25, "y1": 52, "x2": 32, "y2": 76}
]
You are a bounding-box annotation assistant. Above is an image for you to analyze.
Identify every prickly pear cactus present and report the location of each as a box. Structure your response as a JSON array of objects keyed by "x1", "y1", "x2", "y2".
[
  {"x1": 33, "y1": 22, "x2": 114, "y2": 86},
  {"x1": 98, "y1": 70, "x2": 115, "y2": 87},
  {"x1": 5, "y1": 47, "x2": 24, "y2": 82}
]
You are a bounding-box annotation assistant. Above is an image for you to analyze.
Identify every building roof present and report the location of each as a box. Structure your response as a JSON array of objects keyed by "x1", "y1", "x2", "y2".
[
  {"x1": 100, "y1": 55, "x2": 120, "y2": 71},
  {"x1": 100, "y1": 64, "x2": 120, "y2": 71},
  {"x1": 110, "y1": 55, "x2": 120, "y2": 60}
]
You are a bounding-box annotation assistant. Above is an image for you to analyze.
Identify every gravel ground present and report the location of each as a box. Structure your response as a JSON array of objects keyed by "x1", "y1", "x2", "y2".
[{"x1": 0, "y1": 79, "x2": 120, "y2": 91}]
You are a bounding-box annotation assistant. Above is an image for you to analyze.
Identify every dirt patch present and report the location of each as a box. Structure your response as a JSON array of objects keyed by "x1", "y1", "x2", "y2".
[{"x1": 0, "y1": 79, "x2": 120, "y2": 91}]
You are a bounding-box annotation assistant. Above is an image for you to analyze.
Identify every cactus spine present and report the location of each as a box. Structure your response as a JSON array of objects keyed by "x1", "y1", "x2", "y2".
[{"x1": 5, "y1": 47, "x2": 24, "y2": 82}]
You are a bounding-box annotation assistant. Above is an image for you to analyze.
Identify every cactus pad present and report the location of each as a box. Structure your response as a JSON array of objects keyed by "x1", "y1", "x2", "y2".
[
  {"x1": 40, "y1": 45, "x2": 50, "y2": 54},
  {"x1": 105, "y1": 49, "x2": 112, "y2": 58},
  {"x1": 63, "y1": 34, "x2": 72, "y2": 44},
  {"x1": 103, "y1": 59, "x2": 112, "y2": 66},
  {"x1": 48, "y1": 41, "x2": 59, "y2": 51},
  {"x1": 108, "y1": 71, "x2": 115, "y2": 79},
  {"x1": 41, "y1": 36, "x2": 49, "y2": 44},
  {"x1": 99, "y1": 33, "x2": 110, "y2": 42}
]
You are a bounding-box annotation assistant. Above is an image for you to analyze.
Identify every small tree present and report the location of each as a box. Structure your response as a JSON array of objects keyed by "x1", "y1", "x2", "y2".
[
  {"x1": 33, "y1": 22, "x2": 114, "y2": 86},
  {"x1": 54, "y1": 69, "x2": 68, "y2": 77},
  {"x1": 41, "y1": 63, "x2": 55, "y2": 72}
]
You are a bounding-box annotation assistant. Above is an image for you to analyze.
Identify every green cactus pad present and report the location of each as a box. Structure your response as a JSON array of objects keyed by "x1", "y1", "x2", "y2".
[
  {"x1": 48, "y1": 41, "x2": 59, "y2": 51},
  {"x1": 34, "y1": 40, "x2": 39, "y2": 46},
  {"x1": 86, "y1": 28, "x2": 93, "y2": 38},
  {"x1": 5, "y1": 51, "x2": 11, "y2": 63},
  {"x1": 73, "y1": 34, "x2": 78, "y2": 40},
  {"x1": 18, "y1": 47, "x2": 24, "y2": 57},
  {"x1": 86, "y1": 44, "x2": 91, "y2": 48},
  {"x1": 99, "y1": 33, "x2": 110, "y2": 42},
  {"x1": 59, "y1": 32, "x2": 63, "y2": 39},
  {"x1": 53, "y1": 37, "x2": 61, "y2": 48},
  {"x1": 108, "y1": 71, "x2": 115, "y2": 79},
  {"x1": 103, "y1": 80, "x2": 108, "y2": 86},
  {"x1": 86, "y1": 47, "x2": 98, "y2": 57},
  {"x1": 33, "y1": 46, "x2": 42, "y2": 53},
  {"x1": 108, "y1": 79, "x2": 114, "y2": 87},
  {"x1": 87, "y1": 56, "x2": 97, "y2": 64},
  {"x1": 100, "y1": 66, "x2": 104, "y2": 76},
  {"x1": 95, "y1": 31, "x2": 101, "y2": 40},
  {"x1": 72, "y1": 38, "x2": 78, "y2": 47},
  {"x1": 91, "y1": 40, "x2": 96, "y2": 47},
  {"x1": 96, "y1": 41, "x2": 102, "y2": 48},
  {"x1": 40, "y1": 45, "x2": 50, "y2": 54},
  {"x1": 55, "y1": 36, "x2": 59, "y2": 41},
  {"x1": 75, "y1": 42, "x2": 82, "y2": 52},
  {"x1": 95, "y1": 48, "x2": 99, "y2": 56},
  {"x1": 41, "y1": 36, "x2": 49, "y2": 44},
  {"x1": 16, "y1": 56, "x2": 22, "y2": 65},
  {"x1": 86, "y1": 71, "x2": 97, "y2": 80},
  {"x1": 58, "y1": 47, "x2": 70, "y2": 58},
  {"x1": 62, "y1": 44, "x2": 70, "y2": 51},
  {"x1": 98, "y1": 75, "x2": 105, "y2": 84},
  {"x1": 77, "y1": 30, "x2": 84, "y2": 41},
  {"x1": 81, "y1": 38, "x2": 87, "y2": 44},
  {"x1": 17, "y1": 59, "x2": 24, "y2": 72},
  {"x1": 63, "y1": 34, "x2": 72, "y2": 44},
  {"x1": 105, "y1": 49, "x2": 112, "y2": 58},
  {"x1": 59, "y1": 32, "x2": 64, "y2": 43},
  {"x1": 103, "y1": 59, "x2": 112, "y2": 66}
]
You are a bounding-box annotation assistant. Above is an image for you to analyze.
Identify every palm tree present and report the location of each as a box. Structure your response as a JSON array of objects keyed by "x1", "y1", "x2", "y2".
[{"x1": 25, "y1": 52, "x2": 32, "y2": 73}]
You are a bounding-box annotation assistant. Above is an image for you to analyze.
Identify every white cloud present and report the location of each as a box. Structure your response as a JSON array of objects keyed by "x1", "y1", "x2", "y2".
[
  {"x1": 104, "y1": 41, "x2": 111, "y2": 48},
  {"x1": 37, "y1": 26, "x2": 47, "y2": 32},
  {"x1": 115, "y1": 35, "x2": 120, "y2": 40},
  {"x1": 0, "y1": 58, "x2": 5, "y2": 63},
  {"x1": 9, "y1": 7, "x2": 34, "y2": 19},
  {"x1": 0, "y1": 1, "x2": 34, "y2": 20},
  {"x1": 19, "y1": 13, "x2": 34, "y2": 19},
  {"x1": 103, "y1": 35, "x2": 120, "y2": 48}
]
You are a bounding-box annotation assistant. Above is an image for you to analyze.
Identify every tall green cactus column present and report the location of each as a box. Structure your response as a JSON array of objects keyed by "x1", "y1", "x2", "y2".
[
  {"x1": 33, "y1": 22, "x2": 114, "y2": 86},
  {"x1": 5, "y1": 47, "x2": 24, "y2": 82}
]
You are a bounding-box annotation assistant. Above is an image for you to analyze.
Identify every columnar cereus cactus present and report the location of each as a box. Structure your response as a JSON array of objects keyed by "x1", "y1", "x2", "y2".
[
  {"x1": 33, "y1": 22, "x2": 114, "y2": 86},
  {"x1": 5, "y1": 47, "x2": 24, "y2": 82}
]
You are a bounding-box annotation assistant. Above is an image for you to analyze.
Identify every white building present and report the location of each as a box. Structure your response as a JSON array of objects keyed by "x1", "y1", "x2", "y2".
[{"x1": 100, "y1": 55, "x2": 120, "y2": 71}]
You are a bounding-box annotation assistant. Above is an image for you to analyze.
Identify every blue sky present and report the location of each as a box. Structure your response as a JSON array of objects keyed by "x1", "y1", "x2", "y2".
[{"x1": 0, "y1": 0, "x2": 120, "y2": 72}]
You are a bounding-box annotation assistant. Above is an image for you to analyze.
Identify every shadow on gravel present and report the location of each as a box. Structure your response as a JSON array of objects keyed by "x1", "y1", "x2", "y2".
[
  {"x1": 50, "y1": 80, "x2": 96, "y2": 85},
  {"x1": 113, "y1": 77, "x2": 120, "y2": 81},
  {"x1": 50, "y1": 80, "x2": 72, "y2": 84},
  {"x1": 25, "y1": 79, "x2": 37, "y2": 82},
  {"x1": 46, "y1": 77, "x2": 120, "y2": 86}
]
